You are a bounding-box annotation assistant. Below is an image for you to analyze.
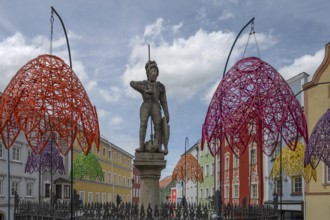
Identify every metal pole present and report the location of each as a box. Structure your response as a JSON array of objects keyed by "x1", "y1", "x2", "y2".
[
  {"x1": 50, "y1": 6, "x2": 73, "y2": 218},
  {"x1": 249, "y1": 146, "x2": 252, "y2": 205},
  {"x1": 51, "y1": 139, "x2": 53, "y2": 206},
  {"x1": 280, "y1": 136, "x2": 283, "y2": 220},
  {"x1": 197, "y1": 146, "x2": 199, "y2": 205},
  {"x1": 218, "y1": 129, "x2": 223, "y2": 220},
  {"x1": 218, "y1": 17, "x2": 255, "y2": 220},
  {"x1": 223, "y1": 17, "x2": 255, "y2": 77},
  {"x1": 7, "y1": 147, "x2": 10, "y2": 219},
  {"x1": 112, "y1": 145, "x2": 114, "y2": 202},
  {"x1": 185, "y1": 137, "x2": 189, "y2": 200},
  {"x1": 214, "y1": 146, "x2": 216, "y2": 207}
]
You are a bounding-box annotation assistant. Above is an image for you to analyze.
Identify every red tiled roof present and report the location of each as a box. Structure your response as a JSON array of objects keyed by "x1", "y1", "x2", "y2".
[{"x1": 159, "y1": 176, "x2": 173, "y2": 188}]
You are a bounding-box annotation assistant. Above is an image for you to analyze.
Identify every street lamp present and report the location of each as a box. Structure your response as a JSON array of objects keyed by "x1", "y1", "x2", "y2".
[
  {"x1": 131, "y1": 178, "x2": 134, "y2": 204},
  {"x1": 196, "y1": 145, "x2": 199, "y2": 205},
  {"x1": 184, "y1": 137, "x2": 189, "y2": 202}
]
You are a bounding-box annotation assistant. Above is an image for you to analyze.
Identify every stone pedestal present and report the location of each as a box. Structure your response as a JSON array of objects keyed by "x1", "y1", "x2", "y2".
[{"x1": 133, "y1": 152, "x2": 166, "y2": 209}]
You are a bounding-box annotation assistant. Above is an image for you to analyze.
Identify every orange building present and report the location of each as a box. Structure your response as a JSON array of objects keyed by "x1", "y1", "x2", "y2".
[{"x1": 216, "y1": 118, "x2": 264, "y2": 206}]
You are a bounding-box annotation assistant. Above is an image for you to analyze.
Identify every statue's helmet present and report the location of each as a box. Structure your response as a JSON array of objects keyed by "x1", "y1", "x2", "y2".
[{"x1": 145, "y1": 60, "x2": 159, "y2": 78}]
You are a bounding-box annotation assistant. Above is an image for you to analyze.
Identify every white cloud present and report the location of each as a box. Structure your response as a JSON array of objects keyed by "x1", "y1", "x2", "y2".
[
  {"x1": 99, "y1": 87, "x2": 121, "y2": 103},
  {"x1": 144, "y1": 18, "x2": 164, "y2": 38},
  {"x1": 86, "y1": 80, "x2": 98, "y2": 92},
  {"x1": 110, "y1": 115, "x2": 124, "y2": 127},
  {"x1": 171, "y1": 22, "x2": 183, "y2": 34},
  {"x1": 97, "y1": 108, "x2": 107, "y2": 118},
  {"x1": 0, "y1": 32, "x2": 99, "y2": 99},
  {"x1": 123, "y1": 19, "x2": 278, "y2": 103},
  {"x1": 278, "y1": 48, "x2": 324, "y2": 79},
  {"x1": 218, "y1": 10, "x2": 234, "y2": 21},
  {"x1": 0, "y1": 33, "x2": 46, "y2": 91},
  {"x1": 196, "y1": 7, "x2": 207, "y2": 22}
]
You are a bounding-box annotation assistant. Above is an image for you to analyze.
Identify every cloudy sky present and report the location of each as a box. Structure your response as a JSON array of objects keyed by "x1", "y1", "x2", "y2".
[{"x1": 0, "y1": 0, "x2": 329, "y2": 178}]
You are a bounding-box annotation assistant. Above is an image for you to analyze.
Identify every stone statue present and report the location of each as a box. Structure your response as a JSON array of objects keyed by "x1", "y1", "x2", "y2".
[{"x1": 130, "y1": 60, "x2": 170, "y2": 155}]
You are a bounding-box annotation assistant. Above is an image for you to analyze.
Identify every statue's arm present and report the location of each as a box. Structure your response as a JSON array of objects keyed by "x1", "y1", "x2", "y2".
[
  {"x1": 130, "y1": 81, "x2": 145, "y2": 93},
  {"x1": 159, "y1": 83, "x2": 170, "y2": 123}
]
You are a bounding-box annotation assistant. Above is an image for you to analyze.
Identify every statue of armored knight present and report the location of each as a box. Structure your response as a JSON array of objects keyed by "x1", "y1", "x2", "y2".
[{"x1": 130, "y1": 60, "x2": 170, "y2": 155}]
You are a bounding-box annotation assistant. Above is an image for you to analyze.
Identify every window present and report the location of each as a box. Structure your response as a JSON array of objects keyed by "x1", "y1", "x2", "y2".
[
  {"x1": 200, "y1": 189, "x2": 203, "y2": 199},
  {"x1": 56, "y1": 185, "x2": 62, "y2": 199},
  {"x1": 225, "y1": 156, "x2": 230, "y2": 170},
  {"x1": 224, "y1": 185, "x2": 229, "y2": 198},
  {"x1": 0, "y1": 180, "x2": 3, "y2": 196},
  {"x1": 123, "y1": 157, "x2": 126, "y2": 165},
  {"x1": 88, "y1": 192, "x2": 93, "y2": 203},
  {"x1": 95, "y1": 193, "x2": 100, "y2": 203},
  {"x1": 249, "y1": 120, "x2": 256, "y2": 134},
  {"x1": 79, "y1": 191, "x2": 85, "y2": 204},
  {"x1": 327, "y1": 165, "x2": 330, "y2": 183},
  {"x1": 102, "y1": 171, "x2": 106, "y2": 182},
  {"x1": 12, "y1": 181, "x2": 19, "y2": 196},
  {"x1": 250, "y1": 148, "x2": 256, "y2": 164},
  {"x1": 119, "y1": 176, "x2": 122, "y2": 185},
  {"x1": 45, "y1": 183, "x2": 50, "y2": 198},
  {"x1": 206, "y1": 165, "x2": 209, "y2": 177},
  {"x1": 102, "y1": 193, "x2": 106, "y2": 204},
  {"x1": 124, "y1": 177, "x2": 126, "y2": 187},
  {"x1": 108, "y1": 193, "x2": 112, "y2": 202},
  {"x1": 272, "y1": 143, "x2": 281, "y2": 160},
  {"x1": 114, "y1": 174, "x2": 117, "y2": 185},
  {"x1": 274, "y1": 179, "x2": 282, "y2": 196},
  {"x1": 291, "y1": 176, "x2": 302, "y2": 194},
  {"x1": 205, "y1": 188, "x2": 209, "y2": 198},
  {"x1": 233, "y1": 185, "x2": 239, "y2": 198},
  {"x1": 251, "y1": 184, "x2": 258, "y2": 198},
  {"x1": 211, "y1": 163, "x2": 215, "y2": 176},
  {"x1": 233, "y1": 155, "x2": 239, "y2": 168},
  {"x1": 102, "y1": 148, "x2": 106, "y2": 156},
  {"x1": 119, "y1": 154, "x2": 122, "y2": 163},
  {"x1": 234, "y1": 134, "x2": 239, "y2": 143},
  {"x1": 108, "y1": 172, "x2": 112, "y2": 184},
  {"x1": 12, "y1": 146, "x2": 20, "y2": 161},
  {"x1": 114, "y1": 152, "x2": 117, "y2": 162},
  {"x1": 26, "y1": 183, "x2": 33, "y2": 197},
  {"x1": 64, "y1": 185, "x2": 70, "y2": 199},
  {"x1": 0, "y1": 143, "x2": 3, "y2": 158},
  {"x1": 108, "y1": 150, "x2": 112, "y2": 159}
]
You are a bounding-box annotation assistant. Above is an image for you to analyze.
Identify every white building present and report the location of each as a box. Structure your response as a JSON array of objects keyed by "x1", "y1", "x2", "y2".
[{"x1": 0, "y1": 132, "x2": 39, "y2": 220}]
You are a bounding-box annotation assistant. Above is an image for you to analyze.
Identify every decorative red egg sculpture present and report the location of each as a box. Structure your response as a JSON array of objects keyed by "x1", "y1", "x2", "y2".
[
  {"x1": 202, "y1": 57, "x2": 308, "y2": 157},
  {"x1": 0, "y1": 54, "x2": 100, "y2": 156}
]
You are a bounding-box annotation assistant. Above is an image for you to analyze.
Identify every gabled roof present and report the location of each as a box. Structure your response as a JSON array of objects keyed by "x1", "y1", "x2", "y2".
[
  {"x1": 54, "y1": 177, "x2": 72, "y2": 184},
  {"x1": 303, "y1": 42, "x2": 330, "y2": 89},
  {"x1": 159, "y1": 176, "x2": 173, "y2": 188}
]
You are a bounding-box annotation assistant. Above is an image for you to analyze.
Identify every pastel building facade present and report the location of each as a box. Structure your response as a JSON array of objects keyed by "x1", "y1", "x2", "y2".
[
  {"x1": 0, "y1": 133, "x2": 39, "y2": 220},
  {"x1": 74, "y1": 137, "x2": 133, "y2": 205},
  {"x1": 199, "y1": 140, "x2": 216, "y2": 205},
  {"x1": 304, "y1": 42, "x2": 330, "y2": 220},
  {"x1": 264, "y1": 72, "x2": 308, "y2": 219}
]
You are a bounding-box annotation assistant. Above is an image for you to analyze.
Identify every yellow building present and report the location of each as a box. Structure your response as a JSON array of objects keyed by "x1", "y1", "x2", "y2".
[
  {"x1": 73, "y1": 137, "x2": 134, "y2": 204},
  {"x1": 303, "y1": 42, "x2": 330, "y2": 220}
]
